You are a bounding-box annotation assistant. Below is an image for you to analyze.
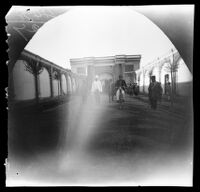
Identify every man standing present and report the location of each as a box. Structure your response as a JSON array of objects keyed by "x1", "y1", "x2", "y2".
[
  {"x1": 91, "y1": 75, "x2": 102, "y2": 104},
  {"x1": 134, "y1": 83, "x2": 139, "y2": 96},
  {"x1": 115, "y1": 75, "x2": 127, "y2": 102},
  {"x1": 148, "y1": 76, "x2": 162, "y2": 110}
]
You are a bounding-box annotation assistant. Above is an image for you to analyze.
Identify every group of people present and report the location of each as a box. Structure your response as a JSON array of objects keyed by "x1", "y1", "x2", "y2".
[
  {"x1": 92, "y1": 75, "x2": 128, "y2": 104},
  {"x1": 79, "y1": 75, "x2": 128, "y2": 104},
  {"x1": 127, "y1": 82, "x2": 139, "y2": 96},
  {"x1": 80, "y1": 75, "x2": 169, "y2": 110},
  {"x1": 148, "y1": 76, "x2": 173, "y2": 110}
]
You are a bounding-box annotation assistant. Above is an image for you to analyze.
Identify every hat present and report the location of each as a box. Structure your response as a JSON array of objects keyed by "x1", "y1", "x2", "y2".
[
  {"x1": 151, "y1": 76, "x2": 155, "y2": 81},
  {"x1": 95, "y1": 75, "x2": 99, "y2": 79}
]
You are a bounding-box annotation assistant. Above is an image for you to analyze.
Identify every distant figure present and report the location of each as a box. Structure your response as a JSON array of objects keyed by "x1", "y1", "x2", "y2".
[
  {"x1": 148, "y1": 76, "x2": 162, "y2": 109},
  {"x1": 133, "y1": 83, "x2": 139, "y2": 96},
  {"x1": 166, "y1": 82, "x2": 171, "y2": 101},
  {"x1": 128, "y1": 83, "x2": 133, "y2": 96},
  {"x1": 107, "y1": 79, "x2": 114, "y2": 102},
  {"x1": 91, "y1": 75, "x2": 102, "y2": 104},
  {"x1": 115, "y1": 75, "x2": 127, "y2": 102}
]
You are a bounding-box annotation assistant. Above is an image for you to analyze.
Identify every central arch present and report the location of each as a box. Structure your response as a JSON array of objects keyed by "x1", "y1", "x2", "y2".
[
  {"x1": 98, "y1": 72, "x2": 113, "y2": 81},
  {"x1": 98, "y1": 72, "x2": 113, "y2": 93}
]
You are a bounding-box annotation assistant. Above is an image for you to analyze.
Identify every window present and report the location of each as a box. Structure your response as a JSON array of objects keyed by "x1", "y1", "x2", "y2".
[{"x1": 125, "y1": 65, "x2": 134, "y2": 72}]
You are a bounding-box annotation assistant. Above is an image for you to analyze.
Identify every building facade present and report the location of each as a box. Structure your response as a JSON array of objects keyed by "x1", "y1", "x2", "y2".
[
  {"x1": 135, "y1": 49, "x2": 193, "y2": 97},
  {"x1": 70, "y1": 55, "x2": 141, "y2": 88}
]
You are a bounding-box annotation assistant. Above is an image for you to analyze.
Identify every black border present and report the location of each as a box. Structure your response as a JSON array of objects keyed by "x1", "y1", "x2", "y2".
[{"x1": 1, "y1": 0, "x2": 199, "y2": 190}]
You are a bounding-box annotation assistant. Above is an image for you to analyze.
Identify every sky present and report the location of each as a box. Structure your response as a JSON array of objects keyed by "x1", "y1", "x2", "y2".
[{"x1": 25, "y1": 6, "x2": 175, "y2": 69}]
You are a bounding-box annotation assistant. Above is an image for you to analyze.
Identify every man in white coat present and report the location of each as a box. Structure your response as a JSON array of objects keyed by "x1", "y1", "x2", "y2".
[{"x1": 91, "y1": 75, "x2": 102, "y2": 104}]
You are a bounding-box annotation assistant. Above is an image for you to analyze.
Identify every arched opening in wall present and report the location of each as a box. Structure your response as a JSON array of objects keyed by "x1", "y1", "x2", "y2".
[
  {"x1": 136, "y1": 72, "x2": 140, "y2": 84},
  {"x1": 160, "y1": 62, "x2": 172, "y2": 95},
  {"x1": 52, "y1": 70, "x2": 60, "y2": 96},
  {"x1": 144, "y1": 70, "x2": 150, "y2": 93},
  {"x1": 67, "y1": 75, "x2": 72, "y2": 93},
  {"x1": 39, "y1": 67, "x2": 51, "y2": 98},
  {"x1": 139, "y1": 72, "x2": 144, "y2": 92},
  {"x1": 13, "y1": 60, "x2": 35, "y2": 100},
  {"x1": 61, "y1": 74, "x2": 68, "y2": 94},
  {"x1": 98, "y1": 72, "x2": 113, "y2": 81},
  {"x1": 75, "y1": 78, "x2": 80, "y2": 92},
  {"x1": 152, "y1": 67, "x2": 160, "y2": 82},
  {"x1": 98, "y1": 73, "x2": 113, "y2": 93}
]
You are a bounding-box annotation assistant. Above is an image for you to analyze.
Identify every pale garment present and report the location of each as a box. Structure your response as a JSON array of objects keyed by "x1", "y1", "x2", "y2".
[
  {"x1": 116, "y1": 88, "x2": 125, "y2": 100},
  {"x1": 91, "y1": 80, "x2": 102, "y2": 93}
]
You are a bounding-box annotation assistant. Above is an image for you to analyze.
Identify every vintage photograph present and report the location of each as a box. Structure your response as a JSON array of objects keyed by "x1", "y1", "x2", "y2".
[{"x1": 5, "y1": 5, "x2": 193, "y2": 186}]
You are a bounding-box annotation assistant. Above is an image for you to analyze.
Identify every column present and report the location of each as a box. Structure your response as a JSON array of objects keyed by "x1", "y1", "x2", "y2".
[
  {"x1": 143, "y1": 70, "x2": 145, "y2": 93},
  {"x1": 122, "y1": 63, "x2": 125, "y2": 76},
  {"x1": 158, "y1": 66, "x2": 162, "y2": 83},
  {"x1": 49, "y1": 66, "x2": 54, "y2": 97},
  {"x1": 60, "y1": 71, "x2": 63, "y2": 95}
]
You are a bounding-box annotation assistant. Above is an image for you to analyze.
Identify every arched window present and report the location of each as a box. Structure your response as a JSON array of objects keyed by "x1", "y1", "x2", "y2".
[{"x1": 160, "y1": 63, "x2": 172, "y2": 94}]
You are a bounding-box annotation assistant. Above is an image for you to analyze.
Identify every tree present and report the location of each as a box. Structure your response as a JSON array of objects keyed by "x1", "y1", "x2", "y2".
[
  {"x1": 52, "y1": 70, "x2": 61, "y2": 96},
  {"x1": 24, "y1": 60, "x2": 44, "y2": 75},
  {"x1": 24, "y1": 60, "x2": 44, "y2": 102},
  {"x1": 164, "y1": 49, "x2": 180, "y2": 106}
]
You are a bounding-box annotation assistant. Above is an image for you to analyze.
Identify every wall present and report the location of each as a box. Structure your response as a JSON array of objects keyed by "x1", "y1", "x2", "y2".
[
  {"x1": 61, "y1": 74, "x2": 67, "y2": 94},
  {"x1": 136, "y1": 57, "x2": 193, "y2": 96},
  {"x1": 13, "y1": 60, "x2": 35, "y2": 100},
  {"x1": 39, "y1": 68, "x2": 51, "y2": 98},
  {"x1": 176, "y1": 59, "x2": 193, "y2": 96},
  {"x1": 139, "y1": 73, "x2": 144, "y2": 92},
  {"x1": 53, "y1": 79, "x2": 60, "y2": 96},
  {"x1": 144, "y1": 71, "x2": 150, "y2": 93}
]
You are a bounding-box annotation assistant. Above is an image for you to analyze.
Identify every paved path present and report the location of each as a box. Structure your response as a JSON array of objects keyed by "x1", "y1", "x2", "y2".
[{"x1": 7, "y1": 94, "x2": 193, "y2": 186}]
